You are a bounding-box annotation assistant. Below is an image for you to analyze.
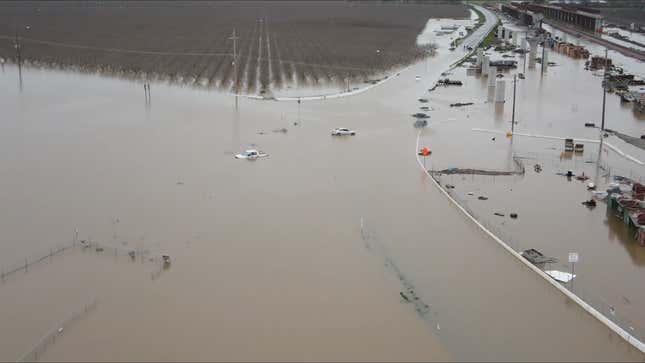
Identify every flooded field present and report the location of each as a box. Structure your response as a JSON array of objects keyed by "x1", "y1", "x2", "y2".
[
  {"x1": 0, "y1": 1, "x2": 468, "y2": 95},
  {"x1": 0, "y1": 4, "x2": 644, "y2": 362}
]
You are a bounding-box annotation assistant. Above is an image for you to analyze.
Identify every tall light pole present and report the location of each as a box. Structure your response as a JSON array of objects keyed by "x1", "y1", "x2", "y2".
[
  {"x1": 228, "y1": 28, "x2": 239, "y2": 109},
  {"x1": 600, "y1": 48, "x2": 608, "y2": 132}
]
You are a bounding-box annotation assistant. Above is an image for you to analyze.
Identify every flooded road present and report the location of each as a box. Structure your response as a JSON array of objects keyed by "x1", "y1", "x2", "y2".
[
  {"x1": 422, "y1": 18, "x2": 645, "y2": 355},
  {"x1": 0, "y1": 9, "x2": 643, "y2": 362}
]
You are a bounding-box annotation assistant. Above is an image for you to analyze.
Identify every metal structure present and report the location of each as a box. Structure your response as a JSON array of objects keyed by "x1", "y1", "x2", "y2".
[{"x1": 228, "y1": 28, "x2": 239, "y2": 108}]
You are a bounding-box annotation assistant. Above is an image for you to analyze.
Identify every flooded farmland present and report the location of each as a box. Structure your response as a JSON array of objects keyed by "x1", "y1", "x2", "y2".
[
  {"x1": 0, "y1": 2, "x2": 644, "y2": 362},
  {"x1": 0, "y1": 1, "x2": 468, "y2": 95}
]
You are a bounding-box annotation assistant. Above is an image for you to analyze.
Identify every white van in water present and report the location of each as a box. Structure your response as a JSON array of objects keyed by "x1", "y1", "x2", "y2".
[
  {"x1": 331, "y1": 128, "x2": 356, "y2": 136},
  {"x1": 235, "y1": 149, "x2": 268, "y2": 159}
]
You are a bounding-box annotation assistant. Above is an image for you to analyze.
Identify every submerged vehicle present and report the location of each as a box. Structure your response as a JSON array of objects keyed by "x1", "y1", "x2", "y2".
[
  {"x1": 414, "y1": 120, "x2": 428, "y2": 128},
  {"x1": 331, "y1": 128, "x2": 356, "y2": 136},
  {"x1": 621, "y1": 92, "x2": 636, "y2": 102},
  {"x1": 235, "y1": 149, "x2": 269, "y2": 159}
]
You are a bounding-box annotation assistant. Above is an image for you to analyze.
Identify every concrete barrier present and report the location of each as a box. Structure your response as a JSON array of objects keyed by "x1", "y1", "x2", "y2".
[{"x1": 415, "y1": 130, "x2": 645, "y2": 354}]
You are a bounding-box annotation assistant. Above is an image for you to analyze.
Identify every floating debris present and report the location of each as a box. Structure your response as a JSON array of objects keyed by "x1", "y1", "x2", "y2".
[
  {"x1": 545, "y1": 270, "x2": 575, "y2": 283},
  {"x1": 437, "y1": 78, "x2": 463, "y2": 86},
  {"x1": 435, "y1": 167, "x2": 523, "y2": 176},
  {"x1": 494, "y1": 212, "x2": 505, "y2": 217},
  {"x1": 521, "y1": 249, "x2": 558, "y2": 265},
  {"x1": 478, "y1": 196, "x2": 488, "y2": 200},
  {"x1": 582, "y1": 199, "x2": 597, "y2": 208},
  {"x1": 450, "y1": 102, "x2": 474, "y2": 107}
]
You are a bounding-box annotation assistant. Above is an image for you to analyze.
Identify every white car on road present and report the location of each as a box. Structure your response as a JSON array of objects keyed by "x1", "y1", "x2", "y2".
[
  {"x1": 235, "y1": 149, "x2": 268, "y2": 159},
  {"x1": 331, "y1": 128, "x2": 356, "y2": 136}
]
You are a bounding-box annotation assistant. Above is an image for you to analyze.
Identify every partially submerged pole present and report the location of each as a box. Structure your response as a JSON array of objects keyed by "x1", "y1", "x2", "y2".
[{"x1": 511, "y1": 74, "x2": 517, "y2": 133}]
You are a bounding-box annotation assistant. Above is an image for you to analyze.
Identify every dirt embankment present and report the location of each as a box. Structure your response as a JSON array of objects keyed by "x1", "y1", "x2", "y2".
[{"x1": 0, "y1": 1, "x2": 468, "y2": 92}]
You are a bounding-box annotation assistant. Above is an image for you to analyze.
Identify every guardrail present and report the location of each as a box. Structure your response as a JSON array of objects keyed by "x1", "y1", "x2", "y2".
[{"x1": 415, "y1": 129, "x2": 645, "y2": 353}]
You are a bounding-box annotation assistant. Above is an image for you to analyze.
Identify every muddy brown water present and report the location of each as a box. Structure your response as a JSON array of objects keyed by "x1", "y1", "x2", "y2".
[{"x1": 0, "y1": 25, "x2": 644, "y2": 362}]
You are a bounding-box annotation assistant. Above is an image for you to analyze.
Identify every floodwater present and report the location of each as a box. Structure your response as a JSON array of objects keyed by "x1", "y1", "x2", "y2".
[
  {"x1": 601, "y1": 27, "x2": 645, "y2": 53},
  {"x1": 542, "y1": 23, "x2": 645, "y2": 77},
  {"x1": 422, "y1": 22, "x2": 645, "y2": 348},
  {"x1": 0, "y1": 10, "x2": 644, "y2": 363}
]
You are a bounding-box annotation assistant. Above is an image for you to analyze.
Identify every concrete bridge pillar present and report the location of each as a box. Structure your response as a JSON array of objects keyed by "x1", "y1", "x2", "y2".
[
  {"x1": 527, "y1": 37, "x2": 539, "y2": 69},
  {"x1": 488, "y1": 66, "x2": 497, "y2": 86}
]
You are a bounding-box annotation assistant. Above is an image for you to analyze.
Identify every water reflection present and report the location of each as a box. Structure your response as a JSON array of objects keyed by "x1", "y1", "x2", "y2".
[
  {"x1": 494, "y1": 102, "x2": 504, "y2": 122},
  {"x1": 232, "y1": 102, "x2": 240, "y2": 154},
  {"x1": 487, "y1": 85, "x2": 495, "y2": 103},
  {"x1": 605, "y1": 210, "x2": 645, "y2": 266},
  {"x1": 17, "y1": 62, "x2": 22, "y2": 93}
]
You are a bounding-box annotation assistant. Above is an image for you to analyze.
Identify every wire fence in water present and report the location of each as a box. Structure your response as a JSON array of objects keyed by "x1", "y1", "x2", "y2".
[
  {"x1": 0, "y1": 239, "x2": 154, "y2": 285},
  {"x1": 359, "y1": 217, "x2": 438, "y2": 326},
  {"x1": 431, "y1": 171, "x2": 645, "y2": 344},
  {"x1": 0, "y1": 241, "x2": 77, "y2": 282},
  {"x1": 17, "y1": 299, "x2": 98, "y2": 362}
]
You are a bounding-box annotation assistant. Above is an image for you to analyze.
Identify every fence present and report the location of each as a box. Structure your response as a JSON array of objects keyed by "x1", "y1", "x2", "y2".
[
  {"x1": 17, "y1": 299, "x2": 98, "y2": 362},
  {"x1": 359, "y1": 218, "x2": 436, "y2": 323},
  {"x1": 0, "y1": 241, "x2": 76, "y2": 282},
  {"x1": 1, "y1": 239, "x2": 154, "y2": 285},
  {"x1": 431, "y1": 171, "x2": 645, "y2": 345},
  {"x1": 515, "y1": 149, "x2": 645, "y2": 185}
]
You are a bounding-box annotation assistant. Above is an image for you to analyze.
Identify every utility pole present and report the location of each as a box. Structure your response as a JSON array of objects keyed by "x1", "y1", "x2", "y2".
[
  {"x1": 522, "y1": 34, "x2": 527, "y2": 73},
  {"x1": 14, "y1": 26, "x2": 22, "y2": 92},
  {"x1": 541, "y1": 40, "x2": 546, "y2": 75},
  {"x1": 511, "y1": 74, "x2": 517, "y2": 134},
  {"x1": 600, "y1": 48, "x2": 608, "y2": 131},
  {"x1": 228, "y1": 28, "x2": 239, "y2": 109},
  {"x1": 14, "y1": 28, "x2": 21, "y2": 67}
]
